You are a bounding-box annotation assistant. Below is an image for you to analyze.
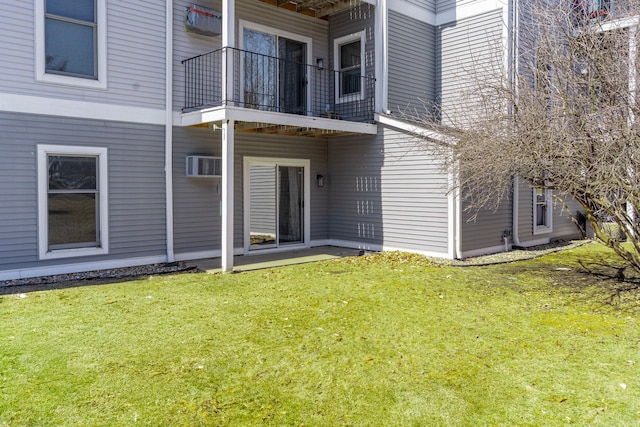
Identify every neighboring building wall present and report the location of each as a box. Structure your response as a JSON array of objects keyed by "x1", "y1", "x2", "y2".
[
  {"x1": 460, "y1": 196, "x2": 512, "y2": 257},
  {"x1": 0, "y1": 112, "x2": 167, "y2": 276},
  {"x1": 328, "y1": 126, "x2": 450, "y2": 256},
  {"x1": 0, "y1": 1, "x2": 166, "y2": 109},
  {"x1": 172, "y1": 127, "x2": 329, "y2": 257},
  {"x1": 437, "y1": 9, "x2": 504, "y2": 126},
  {"x1": 173, "y1": 0, "x2": 330, "y2": 112},
  {"x1": 387, "y1": 10, "x2": 437, "y2": 115},
  {"x1": 516, "y1": 180, "x2": 583, "y2": 246}
]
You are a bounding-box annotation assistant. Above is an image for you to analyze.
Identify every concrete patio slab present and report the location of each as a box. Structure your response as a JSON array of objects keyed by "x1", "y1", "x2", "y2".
[{"x1": 189, "y1": 246, "x2": 362, "y2": 273}]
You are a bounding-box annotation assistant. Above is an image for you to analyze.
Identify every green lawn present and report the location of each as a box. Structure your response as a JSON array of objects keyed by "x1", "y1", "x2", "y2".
[{"x1": 1, "y1": 243, "x2": 639, "y2": 426}]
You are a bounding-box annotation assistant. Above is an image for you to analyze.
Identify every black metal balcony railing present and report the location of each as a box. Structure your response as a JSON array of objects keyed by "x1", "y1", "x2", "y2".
[{"x1": 182, "y1": 47, "x2": 375, "y2": 123}]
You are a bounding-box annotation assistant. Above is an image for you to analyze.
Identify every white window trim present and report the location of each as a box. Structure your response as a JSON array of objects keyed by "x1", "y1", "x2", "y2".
[
  {"x1": 35, "y1": 0, "x2": 107, "y2": 89},
  {"x1": 533, "y1": 187, "x2": 553, "y2": 235},
  {"x1": 333, "y1": 31, "x2": 366, "y2": 104},
  {"x1": 37, "y1": 144, "x2": 109, "y2": 260}
]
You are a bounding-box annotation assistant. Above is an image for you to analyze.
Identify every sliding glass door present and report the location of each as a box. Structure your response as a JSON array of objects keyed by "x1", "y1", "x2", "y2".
[
  {"x1": 243, "y1": 27, "x2": 307, "y2": 114},
  {"x1": 245, "y1": 159, "x2": 309, "y2": 251}
]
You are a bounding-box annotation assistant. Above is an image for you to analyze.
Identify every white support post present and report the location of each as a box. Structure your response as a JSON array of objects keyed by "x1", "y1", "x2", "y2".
[
  {"x1": 222, "y1": 0, "x2": 235, "y2": 106},
  {"x1": 221, "y1": 120, "x2": 235, "y2": 272}
]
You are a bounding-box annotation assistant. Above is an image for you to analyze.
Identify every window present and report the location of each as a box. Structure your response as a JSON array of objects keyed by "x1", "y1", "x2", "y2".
[
  {"x1": 573, "y1": 0, "x2": 610, "y2": 21},
  {"x1": 533, "y1": 187, "x2": 553, "y2": 234},
  {"x1": 35, "y1": 0, "x2": 106, "y2": 88},
  {"x1": 334, "y1": 32, "x2": 365, "y2": 102},
  {"x1": 38, "y1": 145, "x2": 109, "y2": 259}
]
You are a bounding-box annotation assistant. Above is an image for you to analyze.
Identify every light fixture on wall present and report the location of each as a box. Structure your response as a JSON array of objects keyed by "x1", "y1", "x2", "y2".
[
  {"x1": 316, "y1": 58, "x2": 324, "y2": 70},
  {"x1": 316, "y1": 174, "x2": 325, "y2": 187}
]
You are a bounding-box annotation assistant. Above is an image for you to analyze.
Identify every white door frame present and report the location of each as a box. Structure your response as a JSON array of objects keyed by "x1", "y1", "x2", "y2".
[
  {"x1": 243, "y1": 156, "x2": 311, "y2": 254},
  {"x1": 239, "y1": 20, "x2": 313, "y2": 115}
]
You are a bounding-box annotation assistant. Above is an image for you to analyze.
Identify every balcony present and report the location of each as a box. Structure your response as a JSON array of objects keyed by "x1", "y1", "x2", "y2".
[{"x1": 181, "y1": 47, "x2": 376, "y2": 136}]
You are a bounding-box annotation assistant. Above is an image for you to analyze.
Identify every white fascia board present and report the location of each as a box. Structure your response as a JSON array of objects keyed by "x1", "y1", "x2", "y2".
[
  {"x1": 182, "y1": 106, "x2": 378, "y2": 134},
  {"x1": 599, "y1": 15, "x2": 640, "y2": 31},
  {"x1": 0, "y1": 92, "x2": 165, "y2": 125},
  {"x1": 375, "y1": 113, "x2": 457, "y2": 144}
]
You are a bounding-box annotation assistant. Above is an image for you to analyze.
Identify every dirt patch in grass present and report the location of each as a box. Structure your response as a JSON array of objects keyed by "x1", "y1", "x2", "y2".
[{"x1": 0, "y1": 262, "x2": 197, "y2": 295}]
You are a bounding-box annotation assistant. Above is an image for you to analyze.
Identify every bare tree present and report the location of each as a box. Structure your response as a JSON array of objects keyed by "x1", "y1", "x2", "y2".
[{"x1": 406, "y1": 1, "x2": 640, "y2": 271}]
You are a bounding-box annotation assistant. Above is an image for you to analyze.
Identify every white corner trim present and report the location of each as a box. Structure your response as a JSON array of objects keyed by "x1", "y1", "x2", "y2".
[{"x1": 0, "y1": 92, "x2": 166, "y2": 125}]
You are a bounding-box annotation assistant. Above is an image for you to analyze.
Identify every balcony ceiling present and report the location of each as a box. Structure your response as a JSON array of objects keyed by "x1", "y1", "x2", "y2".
[{"x1": 259, "y1": 0, "x2": 369, "y2": 19}]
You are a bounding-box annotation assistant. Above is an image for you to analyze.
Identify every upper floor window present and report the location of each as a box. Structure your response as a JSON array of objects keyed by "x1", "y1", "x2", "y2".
[
  {"x1": 36, "y1": 0, "x2": 107, "y2": 88},
  {"x1": 334, "y1": 32, "x2": 365, "y2": 103},
  {"x1": 45, "y1": 0, "x2": 96, "y2": 78},
  {"x1": 572, "y1": 0, "x2": 610, "y2": 23}
]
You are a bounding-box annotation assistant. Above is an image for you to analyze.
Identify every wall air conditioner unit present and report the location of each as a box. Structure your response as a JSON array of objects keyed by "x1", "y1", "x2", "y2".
[{"x1": 186, "y1": 155, "x2": 222, "y2": 178}]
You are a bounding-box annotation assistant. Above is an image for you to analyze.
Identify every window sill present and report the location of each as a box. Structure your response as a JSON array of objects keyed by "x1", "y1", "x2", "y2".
[
  {"x1": 37, "y1": 73, "x2": 107, "y2": 90},
  {"x1": 336, "y1": 93, "x2": 364, "y2": 104},
  {"x1": 533, "y1": 226, "x2": 553, "y2": 236},
  {"x1": 40, "y1": 246, "x2": 109, "y2": 261}
]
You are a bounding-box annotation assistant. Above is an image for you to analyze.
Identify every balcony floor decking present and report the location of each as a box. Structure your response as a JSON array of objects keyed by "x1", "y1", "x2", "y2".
[{"x1": 181, "y1": 105, "x2": 378, "y2": 137}]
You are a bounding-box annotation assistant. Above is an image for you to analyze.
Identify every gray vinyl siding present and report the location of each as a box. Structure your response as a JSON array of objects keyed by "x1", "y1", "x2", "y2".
[
  {"x1": 516, "y1": 181, "x2": 583, "y2": 246},
  {"x1": 460, "y1": 195, "x2": 512, "y2": 254},
  {"x1": 172, "y1": 127, "x2": 329, "y2": 254},
  {"x1": 406, "y1": 0, "x2": 437, "y2": 13},
  {"x1": 0, "y1": 2, "x2": 166, "y2": 109},
  {"x1": 388, "y1": 11, "x2": 436, "y2": 115},
  {"x1": 328, "y1": 126, "x2": 449, "y2": 254},
  {"x1": 0, "y1": 112, "x2": 166, "y2": 273},
  {"x1": 437, "y1": 9, "x2": 504, "y2": 126},
  {"x1": 173, "y1": 0, "x2": 330, "y2": 112}
]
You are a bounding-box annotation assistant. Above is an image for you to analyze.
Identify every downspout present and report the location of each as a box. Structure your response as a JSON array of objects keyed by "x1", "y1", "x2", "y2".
[
  {"x1": 510, "y1": 0, "x2": 520, "y2": 248},
  {"x1": 513, "y1": 176, "x2": 521, "y2": 246},
  {"x1": 374, "y1": 0, "x2": 388, "y2": 113},
  {"x1": 165, "y1": 0, "x2": 175, "y2": 262}
]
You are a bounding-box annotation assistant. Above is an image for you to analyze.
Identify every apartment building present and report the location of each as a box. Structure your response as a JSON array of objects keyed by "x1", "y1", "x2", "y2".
[{"x1": 0, "y1": 0, "x2": 583, "y2": 280}]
